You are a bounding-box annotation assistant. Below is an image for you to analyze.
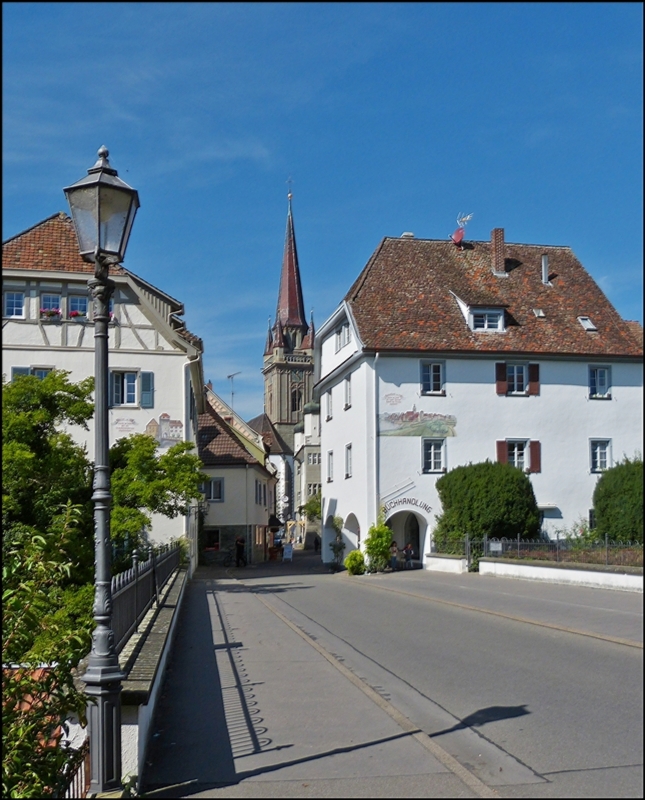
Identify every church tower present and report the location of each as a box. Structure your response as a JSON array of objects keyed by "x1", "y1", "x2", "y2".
[{"x1": 262, "y1": 192, "x2": 315, "y2": 453}]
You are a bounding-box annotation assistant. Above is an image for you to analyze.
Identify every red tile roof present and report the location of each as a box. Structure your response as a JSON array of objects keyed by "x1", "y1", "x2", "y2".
[
  {"x1": 625, "y1": 320, "x2": 643, "y2": 349},
  {"x1": 275, "y1": 198, "x2": 307, "y2": 331},
  {"x1": 198, "y1": 405, "x2": 261, "y2": 467},
  {"x1": 345, "y1": 235, "x2": 642, "y2": 358},
  {"x1": 2, "y1": 212, "x2": 126, "y2": 276},
  {"x1": 247, "y1": 413, "x2": 290, "y2": 455}
]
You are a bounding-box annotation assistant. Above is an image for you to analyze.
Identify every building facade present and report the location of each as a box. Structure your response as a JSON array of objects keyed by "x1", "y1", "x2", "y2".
[
  {"x1": 2, "y1": 212, "x2": 206, "y2": 568},
  {"x1": 315, "y1": 228, "x2": 643, "y2": 564}
]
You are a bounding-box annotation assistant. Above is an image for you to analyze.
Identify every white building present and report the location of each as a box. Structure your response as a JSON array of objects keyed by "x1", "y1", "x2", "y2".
[
  {"x1": 315, "y1": 228, "x2": 643, "y2": 564},
  {"x1": 199, "y1": 386, "x2": 278, "y2": 563},
  {"x1": 2, "y1": 212, "x2": 206, "y2": 569}
]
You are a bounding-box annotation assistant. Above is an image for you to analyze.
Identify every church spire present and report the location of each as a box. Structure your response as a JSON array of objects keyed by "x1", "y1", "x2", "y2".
[
  {"x1": 264, "y1": 317, "x2": 274, "y2": 355},
  {"x1": 275, "y1": 190, "x2": 307, "y2": 331}
]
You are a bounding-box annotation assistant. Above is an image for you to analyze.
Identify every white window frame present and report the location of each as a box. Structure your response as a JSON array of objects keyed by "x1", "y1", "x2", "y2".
[
  {"x1": 342, "y1": 323, "x2": 352, "y2": 346},
  {"x1": 335, "y1": 329, "x2": 342, "y2": 352},
  {"x1": 507, "y1": 363, "x2": 528, "y2": 395},
  {"x1": 589, "y1": 366, "x2": 611, "y2": 399},
  {"x1": 327, "y1": 450, "x2": 334, "y2": 482},
  {"x1": 40, "y1": 293, "x2": 61, "y2": 316},
  {"x1": 422, "y1": 438, "x2": 445, "y2": 473},
  {"x1": 326, "y1": 390, "x2": 333, "y2": 421},
  {"x1": 68, "y1": 295, "x2": 89, "y2": 318},
  {"x1": 421, "y1": 361, "x2": 444, "y2": 395},
  {"x1": 507, "y1": 440, "x2": 527, "y2": 471},
  {"x1": 470, "y1": 308, "x2": 504, "y2": 332},
  {"x1": 345, "y1": 443, "x2": 352, "y2": 478},
  {"x1": 578, "y1": 316, "x2": 597, "y2": 331},
  {"x1": 111, "y1": 370, "x2": 138, "y2": 406},
  {"x1": 344, "y1": 374, "x2": 352, "y2": 409},
  {"x1": 202, "y1": 478, "x2": 224, "y2": 502},
  {"x1": 590, "y1": 440, "x2": 611, "y2": 473},
  {"x1": 4, "y1": 291, "x2": 25, "y2": 319}
]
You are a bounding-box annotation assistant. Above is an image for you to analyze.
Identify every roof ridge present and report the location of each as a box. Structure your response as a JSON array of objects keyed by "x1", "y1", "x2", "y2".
[{"x1": 2, "y1": 211, "x2": 70, "y2": 246}]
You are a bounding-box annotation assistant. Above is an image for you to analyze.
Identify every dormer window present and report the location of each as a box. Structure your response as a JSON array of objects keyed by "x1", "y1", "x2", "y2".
[
  {"x1": 578, "y1": 316, "x2": 597, "y2": 332},
  {"x1": 470, "y1": 309, "x2": 504, "y2": 332}
]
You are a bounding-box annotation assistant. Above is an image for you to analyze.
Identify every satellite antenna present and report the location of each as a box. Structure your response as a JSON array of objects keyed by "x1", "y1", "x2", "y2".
[
  {"x1": 227, "y1": 371, "x2": 241, "y2": 410},
  {"x1": 450, "y1": 212, "x2": 473, "y2": 249}
]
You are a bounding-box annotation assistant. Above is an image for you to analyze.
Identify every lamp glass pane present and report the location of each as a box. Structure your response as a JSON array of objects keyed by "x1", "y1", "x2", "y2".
[
  {"x1": 67, "y1": 185, "x2": 99, "y2": 254},
  {"x1": 98, "y1": 186, "x2": 132, "y2": 258}
]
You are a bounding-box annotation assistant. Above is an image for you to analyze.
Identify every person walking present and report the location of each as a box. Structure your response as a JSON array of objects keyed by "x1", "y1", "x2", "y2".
[
  {"x1": 389, "y1": 541, "x2": 399, "y2": 571},
  {"x1": 403, "y1": 542, "x2": 414, "y2": 569},
  {"x1": 314, "y1": 535, "x2": 320, "y2": 554},
  {"x1": 235, "y1": 536, "x2": 247, "y2": 568}
]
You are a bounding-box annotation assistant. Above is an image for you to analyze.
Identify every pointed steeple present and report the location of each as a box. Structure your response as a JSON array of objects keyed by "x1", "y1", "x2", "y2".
[
  {"x1": 275, "y1": 192, "x2": 307, "y2": 331},
  {"x1": 264, "y1": 317, "x2": 274, "y2": 355},
  {"x1": 300, "y1": 310, "x2": 315, "y2": 350},
  {"x1": 273, "y1": 318, "x2": 285, "y2": 348}
]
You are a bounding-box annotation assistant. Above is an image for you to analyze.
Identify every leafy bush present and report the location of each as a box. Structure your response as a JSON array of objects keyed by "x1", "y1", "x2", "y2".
[
  {"x1": 364, "y1": 513, "x2": 392, "y2": 572},
  {"x1": 593, "y1": 456, "x2": 643, "y2": 543},
  {"x1": 344, "y1": 549, "x2": 365, "y2": 575},
  {"x1": 434, "y1": 460, "x2": 540, "y2": 548}
]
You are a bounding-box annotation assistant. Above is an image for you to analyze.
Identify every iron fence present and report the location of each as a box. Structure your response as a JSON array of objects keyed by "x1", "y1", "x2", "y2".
[
  {"x1": 111, "y1": 542, "x2": 181, "y2": 654},
  {"x1": 56, "y1": 738, "x2": 90, "y2": 798},
  {"x1": 435, "y1": 534, "x2": 642, "y2": 571}
]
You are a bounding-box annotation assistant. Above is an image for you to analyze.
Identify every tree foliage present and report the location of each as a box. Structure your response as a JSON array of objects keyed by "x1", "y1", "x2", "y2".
[
  {"x1": 299, "y1": 490, "x2": 321, "y2": 522},
  {"x1": 592, "y1": 456, "x2": 643, "y2": 543},
  {"x1": 434, "y1": 461, "x2": 540, "y2": 547},
  {"x1": 364, "y1": 512, "x2": 392, "y2": 572}
]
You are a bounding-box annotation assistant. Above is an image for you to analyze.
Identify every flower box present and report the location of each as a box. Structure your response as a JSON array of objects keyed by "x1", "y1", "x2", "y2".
[
  {"x1": 40, "y1": 308, "x2": 61, "y2": 320},
  {"x1": 68, "y1": 311, "x2": 87, "y2": 320}
]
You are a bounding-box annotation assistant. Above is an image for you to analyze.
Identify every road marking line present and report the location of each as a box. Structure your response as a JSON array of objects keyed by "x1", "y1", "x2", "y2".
[
  {"x1": 255, "y1": 592, "x2": 500, "y2": 799},
  {"x1": 344, "y1": 579, "x2": 643, "y2": 649}
]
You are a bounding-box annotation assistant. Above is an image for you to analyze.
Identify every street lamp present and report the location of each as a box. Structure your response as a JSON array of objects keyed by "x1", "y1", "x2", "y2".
[{"x1": 64, "y1": 146, "x2": 139, "y2": 795}]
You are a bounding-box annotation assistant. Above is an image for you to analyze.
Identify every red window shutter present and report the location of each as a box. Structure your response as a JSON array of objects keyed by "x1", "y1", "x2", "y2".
[
  {"x1": 495, "y1": 363, "x2": 507, "y2": 395},
  {"x1": 528, "y1": 363, "x2": 540, "y2": 395},
  {"x1": 496, "y1": 440, "x2": 508, "y2": 464},
  {"x1": 529, "y1": 440, "x2": 541, "y2": 473}
]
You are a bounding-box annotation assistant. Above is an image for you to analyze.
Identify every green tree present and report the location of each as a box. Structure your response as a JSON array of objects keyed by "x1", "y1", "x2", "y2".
[
  {"x1": 364, "y1": 512, "x2": 392, "y2": 572},
  {"x1": 593, "y1": 456, "x2": 643, "y2": 543},
  {"x1": 434, "y1": 460, "x2": 540, "y2": 548},
  {"x1": 299, "y1": 490, "x2": 321, "y2": 523},
  {"x1": 2, "y1": 509, "x2": 89, "y2": 799}
]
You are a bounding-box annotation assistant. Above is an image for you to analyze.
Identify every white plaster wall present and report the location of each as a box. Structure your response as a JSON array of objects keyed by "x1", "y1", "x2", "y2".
[
  {"x1": 202, "y1": 465, "x2": 271, "y2": 528},
  {"x1": 320, "y1": 361, "x2": 372, "y2": 561},
  {"x1": 320, "y1": 324, "x2": 359, "y2": 376},
  {"x1": 319, "y1": 349, "x2": 642, "y2": 565},
  {"x1": 479, "y1": 559, "x2": 643, "y2": 592}
]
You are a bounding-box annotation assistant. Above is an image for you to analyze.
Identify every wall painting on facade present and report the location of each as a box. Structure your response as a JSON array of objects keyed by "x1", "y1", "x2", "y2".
[
  {"x1": 379, "y1": 407, "x2": 456, "y2": 437},
  {"x1": 145, "y1": 413, "x2": 184, "y2": 448}
]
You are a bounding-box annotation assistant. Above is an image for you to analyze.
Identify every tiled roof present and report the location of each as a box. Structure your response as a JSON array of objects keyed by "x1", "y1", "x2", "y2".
[
  {"x1": 345, "y1": 234, "x2": 642, "y2": 358},
  {"x1": 247, "y1": 413, "x2": 290, "y2": 455},
  {"x1": 625, "y1": 321, "x2": 643, "y2": 349},
  {"x1": 2, "y1": 212, "x2": 126, "y2": 276},
  {"x1": 198, "y1": 405, "x2": 260, "y2": 467}
]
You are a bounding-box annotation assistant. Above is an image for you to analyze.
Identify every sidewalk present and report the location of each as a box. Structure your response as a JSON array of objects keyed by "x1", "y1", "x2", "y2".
[{"x1": 141, "y1": 551, "x2": 483, "y2": 798}]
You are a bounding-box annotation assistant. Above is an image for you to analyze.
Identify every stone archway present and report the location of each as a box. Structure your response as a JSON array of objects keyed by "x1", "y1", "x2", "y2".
[
  {"x1": 344, "y1": 513, "x2": 361, "y2": 551},
  {"x1": 384, "y1": 510, "x2": 427, "y2": 560}
]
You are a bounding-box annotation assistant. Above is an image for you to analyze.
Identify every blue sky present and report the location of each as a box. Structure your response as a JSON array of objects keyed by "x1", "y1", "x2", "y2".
[{"x1": 3, "y1": 2, "x2": 642, "y2": 419}]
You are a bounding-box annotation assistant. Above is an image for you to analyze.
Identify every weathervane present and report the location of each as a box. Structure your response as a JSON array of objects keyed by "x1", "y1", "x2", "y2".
[
  {"x1": 450, "y1": 212, "x2": 473, "y2": 249},
  {"x1": 286, "y1": 175, "x2": 294, "y2": 200}
]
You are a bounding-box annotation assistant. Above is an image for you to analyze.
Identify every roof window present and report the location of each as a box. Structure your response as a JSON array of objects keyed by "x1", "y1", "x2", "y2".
[
  {"x1": 533, "y1": 308, "x2": 545, "y2": 318},
  {"x1": 578, "y1": 316, "x2": 597, "y2": 332},
  {"x1": 469, "y1": 309, "x2": 505, "y2": 332}
]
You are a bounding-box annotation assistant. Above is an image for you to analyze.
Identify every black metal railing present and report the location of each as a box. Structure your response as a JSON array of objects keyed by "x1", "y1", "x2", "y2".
[
  {"x1": 111, "y1": 541, "x2": 181, "y2": 654},
  {"x1": 435, "y1": 534, "x2": 643, "y2": 571},
  {"x1": 56, "y1": 738, "x2": 90, "y2": 798}
]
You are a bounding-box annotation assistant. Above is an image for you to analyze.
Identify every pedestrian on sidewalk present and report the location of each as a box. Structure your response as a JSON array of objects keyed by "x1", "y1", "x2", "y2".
[
  {"x1": 403, "y1": 542, "x2": 414, "y2": 569},
  {"x1": 390, "y1": 541, "x2": 399, "y2": 571},
  {"x1": 235, "y1": 536, "x2": 247, "y2": 567},
  {"x1": 314, "y1": 534, "x2": 320, "y2": 554}
]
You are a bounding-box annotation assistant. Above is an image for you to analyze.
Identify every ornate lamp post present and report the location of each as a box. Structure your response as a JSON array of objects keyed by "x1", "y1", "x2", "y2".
[{"x1": 64, "y1": 147, "x2": 139, "y2": 795}]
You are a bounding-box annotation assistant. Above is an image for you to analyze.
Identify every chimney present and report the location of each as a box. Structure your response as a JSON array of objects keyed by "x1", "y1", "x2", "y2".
[
  {"x1": 491, "y1": 228, "x2": 505, "y2": 274},
  {"x1": 206, "y1": 380, "x2": 213, "y2": 391},
  {"x1": 541, "y1": 254, "x2": 550, "y2": 285}
]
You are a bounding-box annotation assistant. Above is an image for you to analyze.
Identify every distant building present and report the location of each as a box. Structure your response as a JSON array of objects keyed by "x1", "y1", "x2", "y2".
[
  {"x1": 2, "y1": 212, "x2": 205, "y2": 570},
  {"x1": 316, "y1": 227, "x2": 643, "y2": 563},
  {"x1": 249, "y1": 193, "x2": 319, "y2": 525}
]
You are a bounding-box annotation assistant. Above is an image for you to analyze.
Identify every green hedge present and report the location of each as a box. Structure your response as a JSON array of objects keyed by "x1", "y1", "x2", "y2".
[
  {"x1": 434, "y1": 460, "x2": 540, "y2": 548},
  {"x1": 593, "y1": 457, "x2": 643, "y2": 543}
]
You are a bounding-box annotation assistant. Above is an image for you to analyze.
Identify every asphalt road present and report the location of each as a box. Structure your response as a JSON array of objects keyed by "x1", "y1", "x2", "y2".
[{"x1": 144, "y1": 554, "x2": 643, "y2": 798}]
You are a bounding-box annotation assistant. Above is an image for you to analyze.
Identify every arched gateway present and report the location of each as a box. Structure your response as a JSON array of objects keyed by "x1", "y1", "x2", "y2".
[{"x1": 384, "y1": 510, "x2": 428, "y2": 561}]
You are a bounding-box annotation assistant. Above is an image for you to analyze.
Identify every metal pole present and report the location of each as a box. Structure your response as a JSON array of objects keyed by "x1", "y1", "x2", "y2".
[
  {"x1": 605, "y1": 532, "x2": 608, "y2": 566},
  {"x1": 556, "y1": 532, "x2": 559, "y2": 562},
  {"x1": 83, "y1": 262, "x2": 125, "y2": 795}
]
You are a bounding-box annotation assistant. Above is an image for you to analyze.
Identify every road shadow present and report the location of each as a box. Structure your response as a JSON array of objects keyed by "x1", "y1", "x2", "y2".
[{"x1": 430, "y1": 704, "x2": 530, "y2": 737}]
